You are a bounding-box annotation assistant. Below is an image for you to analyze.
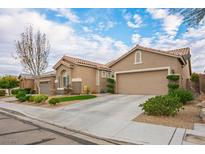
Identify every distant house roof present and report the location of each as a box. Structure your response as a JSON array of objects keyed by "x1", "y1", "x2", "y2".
[
  {"x1": 19, "y1": 71, "x2": 56, "y2": 79},
  {"x1": 54, "y1": 55, "x2": 111, "y2": 71},
  {"x1": 18, "y1": 73, "x2": 34, "y2": 79},
  {"x1": 108, "y1": 44, "x2": 191, "y2": 67}
]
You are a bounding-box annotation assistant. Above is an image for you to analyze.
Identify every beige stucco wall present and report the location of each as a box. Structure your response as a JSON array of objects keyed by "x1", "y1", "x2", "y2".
[
  {"x1": 111, "y1": 49, "x2": 182, "y2": 74},
  {"x1": 181, "y1": 59, "x2": 191, "y2": 88},
  {"x1": 73, "y1": 65, "x2": 97, "y2": 93},
  {"x1": 19, "y1": 78, "x2": 34, "y2": 89}
]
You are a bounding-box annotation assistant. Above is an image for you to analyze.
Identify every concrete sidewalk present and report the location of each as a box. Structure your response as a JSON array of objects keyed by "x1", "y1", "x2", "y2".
[{"x1": 0, "y1": 95, "x2": 203, "y2": 145}]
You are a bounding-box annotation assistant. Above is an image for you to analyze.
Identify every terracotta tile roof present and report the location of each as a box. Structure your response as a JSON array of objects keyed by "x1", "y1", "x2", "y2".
[
  {"x1": 108, "y1": 45, "x2": 191, "y2": 67},
  {"x1": 63, "y1": 55, "x2": 110, "y2": 70},
  {"x1": 166, "y1": 47, "x2": 190, "y2": 56},
  {"x1": 136, "y1": 45, "x2": 190, "y2": 57}
]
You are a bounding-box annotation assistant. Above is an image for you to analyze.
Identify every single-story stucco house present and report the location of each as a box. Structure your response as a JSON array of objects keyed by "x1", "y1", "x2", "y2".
[
  {"x1": 19, "y1": 44, "x2": 192, "y2": 95},
  {"x1": 19, "y1": 55, "x2": 112, "y2": 95},
  {"x1": 108, "y1": 45, "x2": 192, "y2": 95}
]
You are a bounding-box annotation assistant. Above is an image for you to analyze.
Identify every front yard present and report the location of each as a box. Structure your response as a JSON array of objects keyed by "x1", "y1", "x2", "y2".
[
  {"x1": 6, "y1": 89, "x2": 97, "y2": 108},
  {"x1": 134, "y1": 100, "x2": 202, "y2": 129}
]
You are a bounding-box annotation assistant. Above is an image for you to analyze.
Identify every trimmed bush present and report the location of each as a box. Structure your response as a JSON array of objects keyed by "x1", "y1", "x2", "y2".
[
  {"x1": 23, "y1": 88, "x2": 32, "y2": 94},
  {"x1": 48, "y1": 98, "x2": 60, "y2": 105},
  {"x1": 168, "y1": 83, "x2": 179, "y2": 90},
  {"x1": 107, "y1": 78, "x2": 115, "y2": 94},
  {"x1": 190, "y1": 73, "x2": 199, "y2": 82},
  {"x1": 28, "y1": 95, "x2": 35, "y2": 102},
  {"x1": 169, "y1": 88, "x2": 193, "y2": 104},
  {"x1": 18, "y1": 96, "x2": 28, "y2": 102},
  {"x1": 16, "y1": 90, "x2": 26, "y2": 99},
  {"x1": 12, "y1": 88, "x2": 35, "y2": 95},
  {"x1": 11, "y1": 88, "x2": 21, "y2": 95},
  {"x1": 0, "y1": 90, "x2": 6, "y2": 96},
  {"x1": 33, "y1": 94, "x2": 48, "y2": 103},
  {"x1": 139, "y1": 95, "x2": 182, "y2": 116},
  {"x1": 166, "y1": 75, "x2": 180, "y2": 81}
]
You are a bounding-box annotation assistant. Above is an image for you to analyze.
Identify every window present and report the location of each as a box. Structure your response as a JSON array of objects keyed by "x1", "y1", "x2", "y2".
[
  {"x1": 58, "y1": 76, "x2": 61, "y2": 88},
  {"x1": 135, "y1": 51, "x2": 142, "y2": 64},
  {"x1": 101, "y1": 71, "x2": 106, "y2": 78},
  {"x1": 107, "y1": 72, "x2": 112, "y2": 78},
  {"x1": 62, "y1": 72, "x2": 69, "y2": 88},
  {"x1": 96, "y1": 70, "x2": 100, "y2": 86}
]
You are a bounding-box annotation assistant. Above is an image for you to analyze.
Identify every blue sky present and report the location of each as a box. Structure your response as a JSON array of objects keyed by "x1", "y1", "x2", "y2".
[{"x1": 0, "y1": 8, "x2": 205, "y2": 75}]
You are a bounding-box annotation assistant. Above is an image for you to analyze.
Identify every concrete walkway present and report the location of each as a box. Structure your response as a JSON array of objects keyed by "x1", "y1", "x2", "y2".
[{"x1": 0, "y1": 95, "x2": 203, "y2": 144}]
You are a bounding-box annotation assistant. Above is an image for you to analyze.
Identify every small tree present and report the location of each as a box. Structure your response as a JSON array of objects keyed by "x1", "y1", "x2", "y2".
[
  {"x1": 107, "y1": 78, "x2": 115, "y2": 94},
  {"x1": 0, "y1": 76, "x2": 19, "y2": 95},
  {"x1": 190, "y1": 73, "x2": 199, "y2": 83},
  {"x1": 15, "y1": 25, "x2": 50, "y2": 93}
]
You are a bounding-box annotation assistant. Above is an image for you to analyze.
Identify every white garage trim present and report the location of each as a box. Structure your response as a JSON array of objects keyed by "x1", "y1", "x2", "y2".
[
  {"x1": 39, "y1": 79, "x2": 50, "y2": 82},
  {"x1": 114, "y1": 66, "x2": 171, "y2": 80},
  {"x1": 72, "y1": 78, "x2": 82, "y2": 82}
]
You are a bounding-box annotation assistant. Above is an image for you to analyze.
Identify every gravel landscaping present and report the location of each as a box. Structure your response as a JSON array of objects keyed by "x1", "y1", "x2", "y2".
[{"x1": 134, "y1": 101, "x2": 203, "y2": 129}]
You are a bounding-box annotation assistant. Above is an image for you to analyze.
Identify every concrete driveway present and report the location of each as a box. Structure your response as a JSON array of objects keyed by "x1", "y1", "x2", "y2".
[{"x1": 0, "y1": 95, "x2": 182, "y2": 144}]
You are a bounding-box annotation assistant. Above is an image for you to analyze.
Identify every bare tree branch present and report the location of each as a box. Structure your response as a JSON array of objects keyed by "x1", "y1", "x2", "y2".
[{"x1": 15, "y1": 25, "x2": 50, "y2": 93}]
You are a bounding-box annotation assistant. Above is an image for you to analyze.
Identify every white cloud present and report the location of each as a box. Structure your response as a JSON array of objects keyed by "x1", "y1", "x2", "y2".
[
  {"x1": 97, "y1": 21, "x2": 116, "y2": 31},
  {"x1": 0, "y1": 9, "x2": 128, "y2": 75},
  {"x1": 131, "y1": 33, "x2": 141, "y2": 43},
  {"x1": 133, "y1": 14, "x2": 142, "y2": 26},
  {"x1": 127, "y1": 14, "x2": 142, "y2": 29},
  {"x1": 147, "y1": 8, "x2": 183, "y2": 36},
  {"x1": 132, "y1": 33, "x2": 152, "y2": 47},
  {"x1": 51, "y1": 8, "x2": 79, "y2": 23}
]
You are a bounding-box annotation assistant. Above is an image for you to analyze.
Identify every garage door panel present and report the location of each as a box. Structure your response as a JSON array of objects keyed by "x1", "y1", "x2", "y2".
[
  {"x1": 40, "y1": 81, "x2": 50, "y2": 95},
  {"x1": 117, "y1": 70, "x2": 168, "y2": 95}
]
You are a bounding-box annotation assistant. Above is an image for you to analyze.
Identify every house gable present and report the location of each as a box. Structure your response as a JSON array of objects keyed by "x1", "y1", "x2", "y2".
[{"x1": 110, "y1": 49, "x2": 183, "y2": 74}]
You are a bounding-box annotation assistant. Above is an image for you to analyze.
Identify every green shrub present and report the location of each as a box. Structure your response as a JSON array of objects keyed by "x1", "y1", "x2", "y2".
[
  {"x1": 48, "y1": 98, "x2": 60, "y2": 105},
  {"x1": 28, "y1": 95, "x2": 35, "y2": 102},
  {"x1": 139, "y1": 95, "x2": 182, "y2": 116},
  {"x1": 0, "y1": 90, "x2": 6, "y2": 96},
  {"x1": 167, "y1": 75, "x2": 180, "y2": 81},
  {"x1": 168, "y1": 83, "x2": 179, "y2": 90},
  {"x1": 24, "y1": 88, "x2": 32, "y2": 94},
  {"x1": 169, "y1": 88, "x2": 193, "y2": 104},
  {"x1": 190, "y1": 73, "x2": 199, "y2": 82},
  {"x1": 11, "y1": 89, "x2": 20, "y2": 95},
  {"x1": 16, "y1": 90, "x2": 26, "y2": 99},
  {"x1": 107, "y1": 78, "x2": 115, "y2": 94},
  {"x1": 12, "y1": 88, "x2": 35, "y2": 95},
  {"x1": 18, "y1": 96, "x2": 28, "y2": 102},
  {"x1": 33, "y1": 94, "x2": 48, "y2": 103}
]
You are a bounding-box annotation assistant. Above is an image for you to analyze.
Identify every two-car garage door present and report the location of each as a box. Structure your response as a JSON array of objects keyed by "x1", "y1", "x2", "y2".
[{"x1": 116, "y1": 70, "x2": 168, "y2": 95}]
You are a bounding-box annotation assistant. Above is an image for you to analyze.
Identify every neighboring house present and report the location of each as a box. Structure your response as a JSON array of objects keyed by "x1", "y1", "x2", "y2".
[
  {"x1": 108, "y1": 45, "x2": 192, "y2": 95},
  {"x1": 18, "y1": 74, "x2": 35, "y2": 90},
  {"x1": 19, "y1": 55, "x2": 112, "y2": 95}
]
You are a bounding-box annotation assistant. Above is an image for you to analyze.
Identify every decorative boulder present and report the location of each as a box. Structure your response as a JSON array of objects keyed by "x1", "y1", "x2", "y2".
[
  {"x1": 197, "y1": 101, "x2": 205, "y2": 109},
  {"x1": 199, "y1": 108, "x2": 205, "y2": 122}
]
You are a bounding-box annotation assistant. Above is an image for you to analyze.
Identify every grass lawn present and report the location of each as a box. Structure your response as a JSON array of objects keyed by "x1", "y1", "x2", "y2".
[
  {"x1": 52, "y1": 95, "x2": 97, "y2": 103},
  {"x1": 134, "y1": 101, "x2": 203, "y2": 129}
]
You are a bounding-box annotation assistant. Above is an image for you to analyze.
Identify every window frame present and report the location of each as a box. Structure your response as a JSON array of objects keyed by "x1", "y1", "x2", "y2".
[
  {"x1": 134, "y1": 51, "x2": 142, "y2": 64},
  {"x1": 101, "y1": 71, "x2": 107, "y2": 78}
]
